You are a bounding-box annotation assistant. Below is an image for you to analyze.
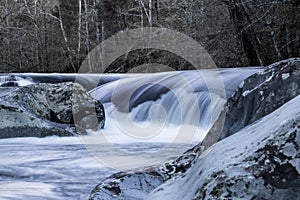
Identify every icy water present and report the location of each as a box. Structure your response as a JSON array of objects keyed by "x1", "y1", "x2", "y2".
[
  {"x1": 0, "y1": 135, "x2": 193, "y2": 199},
  {"x1": 0, "y1": 136, "x2": 112, "y2": 199},
  {"x1": 0, "y1": 115, "x2": 201, "y2": 199}
]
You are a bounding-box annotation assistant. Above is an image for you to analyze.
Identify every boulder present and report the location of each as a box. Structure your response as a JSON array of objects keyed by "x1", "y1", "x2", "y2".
[
  {"x1": 149, "y1": 95, "x2": 300, "y2": 200},
  {"x1": 0, "y1": 103, "x2": 74, "y2": 138},
  {"x1": 0, "y1": 82, "x2": 105, "y2": 138},
  {"x1": 220, "y1": 58, "x2": 300, "y2": 139},
  {"x1": 89, "y1": 147, "x2": 199, "y2": 200}
]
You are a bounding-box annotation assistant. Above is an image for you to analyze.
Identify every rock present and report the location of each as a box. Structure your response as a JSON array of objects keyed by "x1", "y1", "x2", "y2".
[
  {"x1": 220, "y1": 58, "x2": 300, "y2": 139},
  {"x1": 0, "y1": 103, "x2": 74, "y2": 138},
  {"x1": 0, "y1": 82, "x2": 105, "y2": 138},
  {"x1": 89, "y1": 171, "x2": 164, "y2": 200},
  {"x1": 89, "y1": 144, "x2": 200, "y2": 200},
  {"x1": 149, "y1": 95, "x2": 300, "y2": 200}
]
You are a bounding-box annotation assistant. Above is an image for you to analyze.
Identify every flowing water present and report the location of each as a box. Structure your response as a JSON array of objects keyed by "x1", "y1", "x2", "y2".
[{"x1": 0, "y1": 68, "x2": 262, "y2": 199}]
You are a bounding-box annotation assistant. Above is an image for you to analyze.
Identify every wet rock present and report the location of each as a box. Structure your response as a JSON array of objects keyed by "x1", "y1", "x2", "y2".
[
  {"x1": 192, "y1": 103, "x2": 300, "y2": 200},
  {"x1": 0, "y1": 82, "x2": 105, "y2": 138},
  {"x1": 89, "y1": 144, "x2": 201, "y2": 199},
  {"x1": 150, "y1": 95, "x2": 300, "y2": 200},
  {"x1": 220, "y1": 58, "x2": 300, "y2": 139},
  {"x1": 0, "y1": 104, "x2": 74, "y2": 138}
]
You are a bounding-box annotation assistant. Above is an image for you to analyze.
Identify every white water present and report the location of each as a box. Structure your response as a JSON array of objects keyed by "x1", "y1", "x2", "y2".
[
  {"x1": 0, "y1": 137, "x2": 109, "y2": 199},
  {"x1": 0, "y1": 68, "x2": 262, "y2": 199},
  {"x1": 0, "y1": 136, "x2": 194, "y2": 199},
  {"x1": 0, "y1": 75, "x2": 34, "y2": 87},
  {"x1": 91, "y1": 68, "x2": 262, "y2": 134}
]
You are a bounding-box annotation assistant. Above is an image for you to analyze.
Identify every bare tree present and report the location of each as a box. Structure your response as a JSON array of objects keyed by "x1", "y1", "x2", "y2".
[{"x1": 78, "y1": 0, "x2": 82, "y2": 66}]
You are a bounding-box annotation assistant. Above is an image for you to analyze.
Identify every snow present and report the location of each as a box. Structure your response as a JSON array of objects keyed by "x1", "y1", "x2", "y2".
[
  {"x1": 239, "y1": 81, "x2": 244, "y2": 88},
  {"x1": 282, "y1": 73, "x2": 290, "y2": 80},
  {"x1": 241, "y1": 69, "x2": 276, "y2": 97},
  {"x1": 242, "y1": 90, "x2": 250, "y2": 97},
  {"x1": 148, "y1": 95, "x2": 300, "y2": 199}
]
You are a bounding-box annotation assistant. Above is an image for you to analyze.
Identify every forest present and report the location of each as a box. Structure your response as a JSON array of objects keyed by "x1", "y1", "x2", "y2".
[{"x1": 0, "y1": 0, "x2": 299, "y2": 72}]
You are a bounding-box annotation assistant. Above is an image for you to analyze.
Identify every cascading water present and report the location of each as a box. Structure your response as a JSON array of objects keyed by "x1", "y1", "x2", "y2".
[
  {"x1": 0, "y1": 68, "x2": 263, "y2": 199},
  {"x1": 90, "y1": 68, "x2": 262, "y2": 139},
  {"x1": 0, "y1": 74, "x2": 33, "y2": 87}
]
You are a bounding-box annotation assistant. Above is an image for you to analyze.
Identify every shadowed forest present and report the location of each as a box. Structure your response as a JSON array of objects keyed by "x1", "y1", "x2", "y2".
[{"x1": 0, "y1": 0, "x2": 299, "y2": 72}]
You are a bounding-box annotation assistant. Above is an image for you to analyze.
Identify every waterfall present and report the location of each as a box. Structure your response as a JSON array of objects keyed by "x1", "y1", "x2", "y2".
[
  {"x1": 0, "y1": 68, "x2": 266, "y2": 196},
  {"x1": 0, "y1": 74, "x2": 33, "y2": 87},
  {"x1": 90, "y1": 68, "x2": 262, "y2": 138},
  {"x1": 0, "y1": 68, "x2": 262, "y2": 141}
]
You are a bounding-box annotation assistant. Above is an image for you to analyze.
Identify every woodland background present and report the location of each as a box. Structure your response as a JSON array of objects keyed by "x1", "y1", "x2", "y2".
[{"x1": 0, "y1": 0, "x2": 299, "y2": 72}]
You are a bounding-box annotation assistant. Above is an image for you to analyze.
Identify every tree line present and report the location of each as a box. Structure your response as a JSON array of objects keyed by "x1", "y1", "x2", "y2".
[{"x1": 0, "y1": 0, "x2": 299, "y2": 72}]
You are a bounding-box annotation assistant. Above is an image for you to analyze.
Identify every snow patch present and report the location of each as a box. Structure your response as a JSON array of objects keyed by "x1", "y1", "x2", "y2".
[
  {"x1": 282, "y1": 73, "x2": 290, "y2": 80},
  {"x1": 242, "y1": 90, "x2": 250, "y2": 97},
  {"x1": 239, "y1": 81, "x2": 244, "y2": 88}
]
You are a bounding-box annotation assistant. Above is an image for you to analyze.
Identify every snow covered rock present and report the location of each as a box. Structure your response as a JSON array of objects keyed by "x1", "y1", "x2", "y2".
[
  {"x1": 221, "y1": 58, "x2": 300, "y2": 139},
  {"x1": 0, "y1": 82, "x2": 105, "y2": 138},
  {"x1": 89, "y1": 145, "x2": 200, "y2": 200},
  {"x1": 148, "y1": 95, "x2": 300, "y2": 200}
]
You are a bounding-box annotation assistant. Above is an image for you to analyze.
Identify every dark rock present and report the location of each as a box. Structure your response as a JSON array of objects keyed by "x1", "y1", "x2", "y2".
[
  {"x1": 192, "y1": 101, "x2": 300, "y2": 200},
  {"x1": 220, "y1": 58, "x2": 300, "y2": 139},
  {"x1": 0, "y1": 82, "x2": 105, "y2": 138},
  {"x1": 0, "y1": 82, "x2": 19, "y2": 87},
  {"x1": 88, "y1": 144, "x2": 201, "y2": 199},
  {"x1": 0, "y1": 102, "x2": 75, "y2": 138},
  {"x1": 150, "y1": 95, "x2": 300, "y2": 200}
]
